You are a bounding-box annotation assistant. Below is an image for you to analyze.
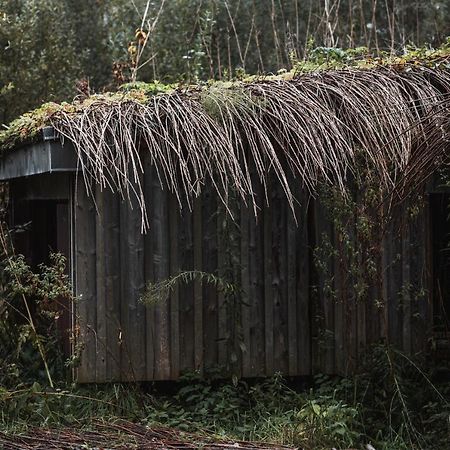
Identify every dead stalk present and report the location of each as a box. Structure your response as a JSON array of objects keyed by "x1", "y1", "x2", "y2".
[{"x1": 50, "y1": 65, "x2": 450, "y2": 232}]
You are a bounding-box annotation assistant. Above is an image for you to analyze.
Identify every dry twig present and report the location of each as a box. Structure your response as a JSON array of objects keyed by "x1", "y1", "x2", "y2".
[{"x1": 50, "y1": 64, "x2": 450, "y2": 231}]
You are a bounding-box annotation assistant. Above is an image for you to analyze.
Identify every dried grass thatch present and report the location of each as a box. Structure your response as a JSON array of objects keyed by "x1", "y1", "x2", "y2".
[{"x1": 50, "y1": 64, "x2": 450, "y2": 231}]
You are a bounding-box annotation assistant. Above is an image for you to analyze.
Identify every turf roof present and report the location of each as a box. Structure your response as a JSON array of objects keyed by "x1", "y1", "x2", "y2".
[
  {"x1": 1, "y1": 45, "x2": 449, "y2": 231},
  {"x1": 1, "y1": 44, "x2": 449, "y2": 152}
]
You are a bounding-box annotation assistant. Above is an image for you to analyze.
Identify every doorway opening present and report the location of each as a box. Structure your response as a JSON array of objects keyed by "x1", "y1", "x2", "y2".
[{"x1": 12, "y1": 198, "x2": 72, "y2": 357}]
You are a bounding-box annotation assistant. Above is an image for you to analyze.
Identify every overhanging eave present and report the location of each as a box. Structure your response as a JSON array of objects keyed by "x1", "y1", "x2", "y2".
[{"x1": 0, "y1": 134, "x2": 77, "y2": 181}]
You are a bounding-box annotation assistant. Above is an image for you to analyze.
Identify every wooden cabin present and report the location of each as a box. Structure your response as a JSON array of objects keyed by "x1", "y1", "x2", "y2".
[
  {"x1": 1, "y1": 64, "x2": 449, "y2": 382},
  {"x1": 0, "y1": 131, "x2": 449, "y2": 383}
]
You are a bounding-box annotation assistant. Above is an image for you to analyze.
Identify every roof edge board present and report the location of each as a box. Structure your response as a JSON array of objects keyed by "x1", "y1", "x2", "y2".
[{"x1": 0, "y1": 135, "x2": 77, "y2": 181}]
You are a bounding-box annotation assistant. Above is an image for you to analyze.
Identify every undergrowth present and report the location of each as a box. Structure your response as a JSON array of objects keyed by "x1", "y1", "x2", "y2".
[
  {"x1": 143, "y1": 354, "x2": 450, "y2": 450},
  {"x1": 0, "y1": 237, "x2": 449, "y2": 449},
  {"x1": 0, "y1": 349, "x2": 449, "y2": 449},
  {"x1": 1, "y1": 194, "x2": 449, "y2": 449}
]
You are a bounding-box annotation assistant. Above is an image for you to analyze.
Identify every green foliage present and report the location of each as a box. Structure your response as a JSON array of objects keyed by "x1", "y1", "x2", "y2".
[
  {"x1": 0, "y1": 383, "x2": 146, "y2": 429},
  {"x1": 141, "y1": 270, "x2": 237, "y2": 306},
  {"x1": 0, "y1": 84, "x2": 174, "y2": 150},
  {"x1": 0, "y1": 102, "x2": 70, "y2": 150},
  {"x1": 121, "y1": 371, "x2": 365, "y2": 448},
  {"x1": 353, "y1": 346, "x2": 450, "y2": 449},
  {"x1": 0, "y1": 347, "x2": 449, "y2": 449},
  {"x1": 296, "y1": 396, "x2": 361, "y2": 448},
  {"x1": 142, "y1": 356, "x2": 449, "y2": 449},
  {"x1": 120, "y1": 80, "x2": 176, "y2": 96},
  {"x1": 0, "y1": 0, "x2": 81, "y2": 124},
  {"x1": 295, "y1": 41, "x2": 450, "y2": 73},
  {"x1": 308, "y1": 47, "x2": 350, "y2": 64},
  {"x1": 0, "y1": 252, "x2": 73, "y2": 387},
  {"x1": 312, "y1": 182, "x2": 382, "y2": 313}
]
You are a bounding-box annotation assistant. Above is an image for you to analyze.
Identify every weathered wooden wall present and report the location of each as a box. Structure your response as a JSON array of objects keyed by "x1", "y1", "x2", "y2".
[
  {"x1": 308, "y1": 198, "x2": 431, "y2": 376},
  {"x1": 74, "y1": 170, "x2": 432, "y2": 383}
]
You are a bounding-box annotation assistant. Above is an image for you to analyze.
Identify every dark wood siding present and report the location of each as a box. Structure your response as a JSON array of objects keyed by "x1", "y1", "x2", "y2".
[{"x1": 74, "y1": 178, "x2": 433, "y2": 382}]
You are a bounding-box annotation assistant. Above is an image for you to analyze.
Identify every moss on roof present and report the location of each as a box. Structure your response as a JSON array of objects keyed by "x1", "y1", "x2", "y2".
[
  {"x1": 1, "y1": 43, "x2": 449, "y2": 152},
  {"x1": 1, "y1": 44, "x2": 449, "y2": 232},
  {"x1": 0, "y1": 82, "x2": 176, "y2": 150}
]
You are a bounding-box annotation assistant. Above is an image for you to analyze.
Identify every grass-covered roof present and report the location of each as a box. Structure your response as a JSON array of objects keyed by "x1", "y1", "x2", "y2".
[{"x1": 1, "y1": 46, "x2": 450, "y2": 230}]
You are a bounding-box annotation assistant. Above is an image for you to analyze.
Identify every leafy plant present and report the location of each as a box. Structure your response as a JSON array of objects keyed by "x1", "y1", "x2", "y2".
[
  {"x1": 296, "y1": 397, "x2": 361, "y2": 448},
  {"x1": 141, "y1": 270, "x2": 237, "y2": 306},
  {"x1": 0, "y1": 251, "x2": 74, "y2": 388}
]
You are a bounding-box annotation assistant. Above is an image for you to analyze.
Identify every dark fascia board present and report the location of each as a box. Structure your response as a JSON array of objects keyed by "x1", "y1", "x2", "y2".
[{"x1": 0, "y1": 128, "x2": 77, "y2": 181}]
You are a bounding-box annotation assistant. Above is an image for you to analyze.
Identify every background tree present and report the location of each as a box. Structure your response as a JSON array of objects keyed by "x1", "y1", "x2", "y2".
[{"x1": 0, "y1": 0, "x2": 80, "y2": 124}]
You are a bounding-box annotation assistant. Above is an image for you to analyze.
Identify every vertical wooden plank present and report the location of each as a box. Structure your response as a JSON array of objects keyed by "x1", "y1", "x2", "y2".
[
  {"x1": 152, "y1": 175, "x2": 171, "y2": 380},
  {"x1": 230, "y1": 197, "x2": 242, "y2": 376},
  {"x1": 297, "y1": 194, "x2": 311, "y2": 376},
  {"x1": 309, "y1": 199, "x2": 320, "y2": 374},
  {"x1": 366, "y1": 208, "x2": 382, "y2": 349},
  {"x1": 411, "y1": 196, "x2": 429, "y2": 354},
  {"x1": 74, "y1": 181, "x2": 96, "y2": 382},
  {"x1": 366, "y1": 273, "x2": 379, "y2": 347},
  {"x1": 263, "y1": 193, "x2": 274, "y2": 375},
  {"x1": 355, "y1": 194, "x2": 367, "y2": 365},
  {"x1": 202, "y1": 187, "x2": 218, "y2": 371},
  {"x1": 356, "y1": 282, "x2": 367, "y2": 364},
  {"x1": 387, "y1": 218, "x2": 403, "y2": 349},
  {"x1": 313, "y1": 199, "x2": 335, "y2": 374},
  {"x1": 217, "y1": 203, "x2": 228, "y2": 368},
  {"x1": 248, "y1": 192, "x2": 265, "y2": 376},
  {"x1": 287, "y1": 206, "x2": 298, "y2": 376},
  {"x1": 193, "y1": 197, "x2": 203, "y2": 372},
  {"x1": 104, "y1": 189, "x2": 121, "y2": 381},
  {"x1": 349, "y1": 269, "x2": 358, "y2": 373},
  {"x1": 343, "y1": 207, "x2": 357, "y2": 375},
  {"x1": 333, "y1": 274, "x2": 344, "y2": 375},
  {"x1": 179, "y1": 204, "x2": 195, "y2": 372},
  {"x1": 169, "y1": 194, "x2": 180, "y2": 378},
  {"x1": 119, "y1": 187, "x2": 146, "y2": 381},
  {"x1": 95, "y1": 186, "x2": 107, "y2": 382},
  {"x1": 134, "y1": 200, "x2": 146, "y2": 381},
  {"x1": 402, "y1": 208, "x2": 412, "y2": 355},
  {"x1": 328, "y1": 229, "x2": 338, "y2": 375},
  {"x1": 381, "y1": 219, "x2": 390, "y2": 343},
  {"x1": 272, "y1": 183, "x2": 288, "y2": 374},
  {"x1": 240, "y1": 203, "x2": 251, "y2": 376},
  {"x1": 144, "y1": 160, "x2": 155, "y2": 380},
  {"x1": 409, "y1": 206, "x2": 420, "y2": 355},
  {"x1": 422, "y1": 197, "x2": 433, "y2": 352},
  {"x1": 119, "y1": 199, "x2": 132, "y2": 380}
]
